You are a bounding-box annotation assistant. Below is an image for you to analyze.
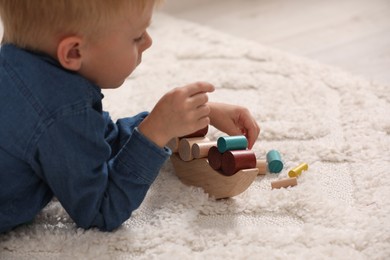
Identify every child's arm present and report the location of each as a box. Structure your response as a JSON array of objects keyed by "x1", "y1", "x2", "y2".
[
  {"x1": 35, "y1": 110, "x2": 170, "y2": 232},
  {"x1": 208, "y1": 102, "x2": 260, "y2": 149}
]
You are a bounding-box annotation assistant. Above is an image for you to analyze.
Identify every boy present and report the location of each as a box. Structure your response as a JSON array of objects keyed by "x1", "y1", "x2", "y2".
[{"x1": 0, "y1": 0, "x2": 260, "y2": 233}]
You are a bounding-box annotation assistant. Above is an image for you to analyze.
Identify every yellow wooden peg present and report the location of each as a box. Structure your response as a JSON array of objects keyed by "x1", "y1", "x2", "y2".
[{"x1": 288, "y1": 163, "x2": 308, "y2": 178}]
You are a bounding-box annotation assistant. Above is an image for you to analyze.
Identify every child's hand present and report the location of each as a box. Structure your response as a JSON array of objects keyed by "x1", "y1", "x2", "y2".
[
  {"x1": 209, "y1": 102, "x2": 260, "y2": 149},
  {"x1": 138, "y1": 82, "x2": 215, "y2": 147}
]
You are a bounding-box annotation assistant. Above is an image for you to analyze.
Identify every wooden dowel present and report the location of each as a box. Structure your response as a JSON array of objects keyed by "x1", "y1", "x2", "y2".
[
  {"x1": 288, "y1": 163, "x2": 309, "y2": 177},
  {"x1": 217, "y1": 135, "x2": 248, "y2": 153},
  {"x1": 208, "y1": 146, "x2": 222, "y2": 170},
  {"x1": 167, "y1": 137, "x2": 180, "y2": 153},
  {"x1": 168, "y1": 126, "x2": 209, "y2": 154},
  {"x1": 178, "y1": 137, "x2": 209, "y2": 161},
  {"x1": 271, "y1": 177, "x2": 297, "y2": 189},
  {"x1": 192, "y1": 141, "x2": 217, "y2": 159},
  {"x1": 266, "y1": 150, "x2": 284, "y2": 173},
  {"x1": 221, "y1": 150, "x2": 257, "y2": 176},
  {"x1": 256, "y1": 160, "x2": 267, "y2": 175}
]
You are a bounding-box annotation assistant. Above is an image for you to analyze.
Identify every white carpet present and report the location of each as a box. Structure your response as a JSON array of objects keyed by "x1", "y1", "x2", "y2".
[{"x1": 1, "y1": 13, "x2": 390, "y2": 259}]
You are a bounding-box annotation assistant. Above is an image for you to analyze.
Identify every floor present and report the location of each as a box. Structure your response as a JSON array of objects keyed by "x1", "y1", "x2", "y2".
[{"x1": 160, "y1": 0, "x2": 390, "y2": 86}]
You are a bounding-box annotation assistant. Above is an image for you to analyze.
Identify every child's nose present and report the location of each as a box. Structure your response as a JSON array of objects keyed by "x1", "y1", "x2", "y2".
[{"x1": 141, "y1": 32, "x2": 152, "y2": 51}]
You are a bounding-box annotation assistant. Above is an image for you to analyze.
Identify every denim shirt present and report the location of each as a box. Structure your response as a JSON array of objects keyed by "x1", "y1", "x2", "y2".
[{"x1": 0, "y1": 44, "x2": 171, "y2": 233}]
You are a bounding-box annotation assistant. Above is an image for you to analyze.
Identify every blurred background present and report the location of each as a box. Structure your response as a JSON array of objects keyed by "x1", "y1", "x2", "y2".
[
  {"x1": 0, "y1": 1, "x2": 388, "y2": 85},
  {"x1": 161, "y1": 0, "x2": 390, "y2": 85}
]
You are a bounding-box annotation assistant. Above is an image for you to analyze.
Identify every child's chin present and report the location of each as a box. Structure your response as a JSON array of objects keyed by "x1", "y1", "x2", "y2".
[{"x1": 101, "y1": 81, "x2": 125, "y2": 89}]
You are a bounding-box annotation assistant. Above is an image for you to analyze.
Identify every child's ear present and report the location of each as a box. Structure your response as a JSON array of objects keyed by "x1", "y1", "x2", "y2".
[{"x1": 56, "y1": 36, "x2": 83, "y2": 71}]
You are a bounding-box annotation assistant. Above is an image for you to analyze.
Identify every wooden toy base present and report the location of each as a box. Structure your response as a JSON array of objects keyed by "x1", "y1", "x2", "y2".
[{"x1": 170, "y1": 154, "x2": 259, "y2": 199}]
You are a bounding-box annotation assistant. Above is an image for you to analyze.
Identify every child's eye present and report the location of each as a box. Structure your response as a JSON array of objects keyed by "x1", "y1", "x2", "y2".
[{"x1": 134, "y1": 33, "x2": 145, "y2": 43}]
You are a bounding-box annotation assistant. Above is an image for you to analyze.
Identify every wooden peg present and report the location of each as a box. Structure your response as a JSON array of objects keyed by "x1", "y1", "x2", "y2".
[
  {"x1": 221, "y1": 150, "x2": 257, "y2": 176},
  {"x1": 207, "y1": 146, "x2": 222, "y2": 170},
  {"x1": 192, "y1": 141, "x2": 217, "y2": 159},
  {"x1": 271, "y1": 177, "x2": 297, "y2": 189},
  {"x1": 178, "y1": 137, "x2": 209, "y2": 161},
  {"x1": 288, "y1": 163, "x2": 309, "y2": 177},
  {"x1": 267, "y1": 150, "x2": 284, "y2": 173},
  {"x1": 256, "y1": 160, "x2": 267, "y2": 175},
  {"x1": 217, "y1": 135, "x2": 248, "y2": 153},
  {"x1": 167, "y1": 137, "x2": 180, "y2": 153},
  {"x1": 167, "y1": 125, "x2": 209, "y2": 154}
]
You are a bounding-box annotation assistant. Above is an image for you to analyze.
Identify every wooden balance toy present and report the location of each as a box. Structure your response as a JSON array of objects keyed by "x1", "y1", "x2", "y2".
[{"x1": 168, "y1": 128, "x2": 266, "y2": 199}]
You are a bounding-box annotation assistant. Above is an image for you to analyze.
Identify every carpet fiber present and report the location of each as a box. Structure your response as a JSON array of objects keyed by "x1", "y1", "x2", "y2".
[{"x1": 1, "y1": 13, "x2": 389, "y2": 259}]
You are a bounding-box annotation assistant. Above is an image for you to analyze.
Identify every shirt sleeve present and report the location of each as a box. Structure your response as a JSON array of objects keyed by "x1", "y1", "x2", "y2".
[{"x1": 34, "y1": 107, "x2": 171, "y2": 231}]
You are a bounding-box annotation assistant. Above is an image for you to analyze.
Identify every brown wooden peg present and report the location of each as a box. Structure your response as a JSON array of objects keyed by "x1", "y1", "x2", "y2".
[
  {"x1": 208, "y1": 146, "x2": 223, "y2": 170},
  {"x1": 221, "y1": 150, "x2": 257, "y2": 176}
]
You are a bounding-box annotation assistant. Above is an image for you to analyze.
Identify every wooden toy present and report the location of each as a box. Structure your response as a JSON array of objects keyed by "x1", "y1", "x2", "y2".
[
  {"x1": 178, "y1": 137, "x2": 209, "y2": 161},
  {"x1": 170, "y1": 154, "x2": 259, "y2": 199},
  {"x1": 256, "y1": 160, "x2": 267, "y2": 175},
  {"x1": 207, "y1": 146, "x2": 222, "y2": 170},
  {"x1": 271, "y1": 177, "x2": 297, "y2": 189},
  {"x1": 288, "y1": 163, "x2": 308, "y2": 177},
  {"x1": 167, "y1": 126, "x2": 209, "y2": 153},
  {"x1": 221, "y1": 150, "x2": 257, "y2": 176},
  {"x1": 217, "y1": 135, "x2": 248, "y2": 153},
  {"x1": 192, "y1": 141, "x2": 217, "y2": 159},
  {"x1": 167, "y1": 137, "x2": 180, "y2": 153},
  {"x1": 266, "y1": 150, "x2": 284, "y2": 173},
  {"x1": 170, "y1": 133, "x2": 295, "y2": 198}
]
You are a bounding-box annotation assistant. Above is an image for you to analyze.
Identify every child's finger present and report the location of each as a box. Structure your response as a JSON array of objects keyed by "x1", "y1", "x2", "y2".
[
  {"x1": 245, "y1": 120, "x2": 260, "y2": 149},
  {"x1": 186, "y1": 82, "x2": 215, "y2": 97},
  {"x1": 195, "y1": 104, "x2": 211, "y2": 119},
  {"x1": 189, "y1": 92, "x2": 209, "y2": 108}
]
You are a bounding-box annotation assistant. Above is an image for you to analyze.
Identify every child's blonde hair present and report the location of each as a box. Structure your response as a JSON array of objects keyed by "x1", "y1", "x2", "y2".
[{"x1": 0, "y1": 0, "x2": 159, "y2": 52}]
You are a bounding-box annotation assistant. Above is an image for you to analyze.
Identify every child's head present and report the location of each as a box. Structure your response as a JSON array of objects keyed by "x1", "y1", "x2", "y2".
[
  {"x1": 0, "y1": 0, "x2": 160, "y2": 88},
  {"x1": 0, "y1": 0, "x2": 156, "y2": 52}
]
